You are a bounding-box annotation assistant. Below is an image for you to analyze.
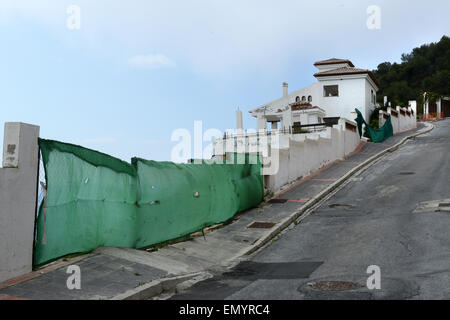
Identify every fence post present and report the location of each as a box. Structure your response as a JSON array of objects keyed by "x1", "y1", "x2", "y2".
[{"x1": 0, "y1": 122, "x2": 40, "y2": 283}]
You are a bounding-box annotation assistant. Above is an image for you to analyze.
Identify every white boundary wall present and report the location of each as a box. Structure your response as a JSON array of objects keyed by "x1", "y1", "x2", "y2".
[
  {"x1": 379, "y1": 105, "x2": 417, "y2": 134},
  {"x1": 264, "y1": 119, "x2": 360, "y2": 192},
  {"x1": 213, "y1": 118, "x2": 361, "y2": 194}
]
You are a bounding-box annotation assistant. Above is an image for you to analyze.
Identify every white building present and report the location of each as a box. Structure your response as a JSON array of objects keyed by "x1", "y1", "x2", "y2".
[{"x1": 249, "y1": 58, "x2": 380, "y2": 128}]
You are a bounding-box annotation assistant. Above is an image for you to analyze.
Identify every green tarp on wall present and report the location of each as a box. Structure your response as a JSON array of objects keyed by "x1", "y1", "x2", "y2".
[
  {"x1": 133, "y1": 156, "x2": 263, "y2": 248},
  {"x1": 34, "y1": 139, "x2": 263, "y2": 266},
  {"x1": 355, "y1": 108, "x2": 394, "y2": 143}
]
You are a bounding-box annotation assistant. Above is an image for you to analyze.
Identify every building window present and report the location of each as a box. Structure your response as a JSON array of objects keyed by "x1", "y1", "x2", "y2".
[
  {"x1": 324, "y1": 85, "x2": 339, "y2": 97},
  {"x1": 295, "y1": 96, "x2": 300, "y2": 102},
  {"x1": 301, "y1": 96, "x2": 306, "y2": 101},
  {"x1": 308, "y1": 95, "x2": 312, "y2": 102},
  {"x1": 371, "y1": 90, "x2": 374, "y2": 103}
]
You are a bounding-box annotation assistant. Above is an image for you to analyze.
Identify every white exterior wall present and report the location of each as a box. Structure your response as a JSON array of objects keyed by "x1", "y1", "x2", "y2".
[
  {"x1": 251, "y1": 82, "x2": 321, "y2": 116},
  {"x1": 289, "y1": 83, "x2": 321, "y2": 106},
  {"x1": 317, "y1": 77, "x2": 366, "y2": 121},
  {"x1": 251, "y1": 74, "x2": 379, "y2": 126},
  {"x1": 308, "y1": 114, "x2": 320, "y2": 124},
  {"x1": 365, "y1": 79, "x2": 378, "y2": 120},
  {"x1": 295, "y1": 110, "x2": 324, "y2": 127}
]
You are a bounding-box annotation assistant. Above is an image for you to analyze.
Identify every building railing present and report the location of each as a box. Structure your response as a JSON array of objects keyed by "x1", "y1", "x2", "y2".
[
  {"x1": 222, "y1": 126, "x2": 325, "y2": 140},
  {"x1": 221, "y1": 119, "x2": 341, "y2": 140}
]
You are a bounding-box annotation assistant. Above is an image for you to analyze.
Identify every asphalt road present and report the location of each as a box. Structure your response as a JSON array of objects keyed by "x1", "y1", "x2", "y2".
[{"x1": 172, "y1": 119, "x2": 450, "y2": 300}]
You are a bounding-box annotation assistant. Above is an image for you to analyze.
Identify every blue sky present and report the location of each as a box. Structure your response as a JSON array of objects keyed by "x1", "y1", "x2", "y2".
[{"x1": 0, "y1": 0, "x2": 449, "y2": 162}]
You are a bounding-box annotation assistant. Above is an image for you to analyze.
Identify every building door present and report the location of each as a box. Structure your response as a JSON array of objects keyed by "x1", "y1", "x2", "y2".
[
  {"x1": 442, "y1": 100, "x2": 450, "y2": 118},
  {"x1": 428, "y1": 102, "x2": 437, "y2": 114}
]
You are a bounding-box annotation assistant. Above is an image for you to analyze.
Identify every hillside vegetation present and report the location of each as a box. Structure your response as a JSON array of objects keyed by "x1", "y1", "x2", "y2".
[{"x1": 373, "y1": 35, "x2": 450, "y2": 113}]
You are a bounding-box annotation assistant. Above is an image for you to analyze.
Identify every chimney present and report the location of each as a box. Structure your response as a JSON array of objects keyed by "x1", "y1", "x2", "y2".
[
  {"x1": 236, "y1": 109, "x2": 243, "y2": 133},
  {"x1": 282, "y1": 82, "x2": 288, "y2": 97}
]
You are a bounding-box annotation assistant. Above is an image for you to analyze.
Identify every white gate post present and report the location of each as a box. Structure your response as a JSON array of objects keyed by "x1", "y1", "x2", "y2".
[{"x1": 0, "y1": 122, "x2": 40, "y2": 283}]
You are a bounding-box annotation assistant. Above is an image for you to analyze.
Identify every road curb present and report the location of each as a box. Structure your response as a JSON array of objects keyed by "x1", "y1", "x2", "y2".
[
  {"x1": 242, "y1": 122, "x2": 435, "y2": 257},
  {"x1": 110, "y1": 272, "x2": 207, "y2": 300}
]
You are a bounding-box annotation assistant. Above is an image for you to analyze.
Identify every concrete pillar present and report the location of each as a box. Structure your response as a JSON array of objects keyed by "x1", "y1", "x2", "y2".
[
  {"x1": 282, "y1": 109, "x2": 292, "y2": 132},
  {"x1": 409, "y1": 100, "x2": 417, "y2": 116},
  {"x1": 379, "y1": 110, "x2": 385, "y2": 127},
  {"x1": 0, "y1": 122, "x2": 40, "y2": 283},
  {"x1": 257, "y1": 116, "x2": 267, "y2": 131},
  {"x1": 384, "y1": 96, "x2": 388, "y2": 106},
  {"x1": 437, "y1": 98, "x2": 442, "y2": 118},
  {"x1": 409, "y1": 101, "x2": 417, "y2": 128},
  {"x1": 396, "y1": 106, "x2": 402, "y2": 132}
]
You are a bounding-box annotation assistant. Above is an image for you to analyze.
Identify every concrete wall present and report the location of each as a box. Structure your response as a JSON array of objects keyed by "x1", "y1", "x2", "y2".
[
  {"x1": 379, "y1": 105, "x2": 417, "y2": 134},
  {"x1": 264, "y1": 118, "x2": 360, "y2": 192},
  {"x1": 214, "y1": 118, "x2": 361, "y2": 194},
  {"x1": 0, "y1": 122, "x2": 40, "y2": 283}
]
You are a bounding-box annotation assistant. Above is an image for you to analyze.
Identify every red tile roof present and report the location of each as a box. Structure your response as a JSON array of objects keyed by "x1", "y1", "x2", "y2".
[
  {"x1": 314, "y1": 67, "x2": 380, "y2": 88},
  {"x1": 289, "y1": 101, "x2": 325, "y2": 112},
  {"x1": 314, "y1": 58, "x2": 355, "y2": 68}
]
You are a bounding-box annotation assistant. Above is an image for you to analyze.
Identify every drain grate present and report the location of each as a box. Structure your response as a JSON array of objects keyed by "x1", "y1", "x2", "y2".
[
  {"x1": 398, "y1": 172, "x2": 415, "y2": 175},
  {"x1": 247, "y1": 222, "x2": 276, "y2": 229},
  {"x1": 307, "y1": 281, "x2": 361, "y2": 291},
  {"x1": 329, "y1": 204, "x2": 355, "y2": 209},
  {"x1": 268, "y1": 199, "x2": 288, "y2": 204}
]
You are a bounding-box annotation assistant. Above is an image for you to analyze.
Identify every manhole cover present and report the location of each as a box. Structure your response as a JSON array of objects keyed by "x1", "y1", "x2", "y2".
[
  {"x1": 398, "y1": 172, "x2": 415, "y2": 175},
  {"x1": 268, "y1": 199, "x2": 288, "y2": 204},
  {"x1": 307, "y1": 281, "x2": 361, "y2": 291},
  {"x1": 329, "y1": 204, "x2": 355, "y2": 209},
  {"x1": 247, "y1": 222, "x2": 276, "y2": 229}
]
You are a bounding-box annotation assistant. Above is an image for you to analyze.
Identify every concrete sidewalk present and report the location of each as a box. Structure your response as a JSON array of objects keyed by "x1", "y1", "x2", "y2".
[{"x1": 0, "y1": 123, "x2": 432, "y2": 300}]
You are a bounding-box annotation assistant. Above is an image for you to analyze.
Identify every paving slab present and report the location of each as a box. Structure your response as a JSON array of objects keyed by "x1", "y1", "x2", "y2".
[{"x1": 0, "y1": 252, "x2": 167, "y2": 300}]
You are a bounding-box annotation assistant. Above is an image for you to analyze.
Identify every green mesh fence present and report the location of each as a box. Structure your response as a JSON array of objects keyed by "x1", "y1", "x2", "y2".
[
  {"x1": 34, "y1": 139, "x2": 263, "y2": 266},
  {"x1": 355, "y1": 108, "x2": 393, "y2": 143}
]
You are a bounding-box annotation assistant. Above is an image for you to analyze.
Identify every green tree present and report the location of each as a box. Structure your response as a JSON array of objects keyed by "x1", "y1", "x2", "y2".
[{"x1": 373, "y1": 35, "x2": 450, "y2": 114}]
